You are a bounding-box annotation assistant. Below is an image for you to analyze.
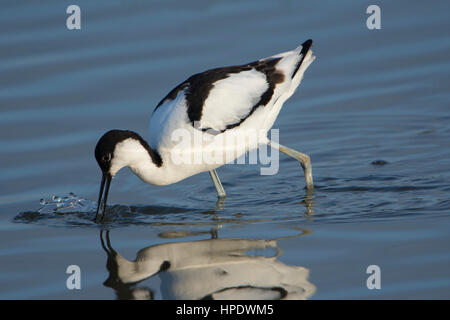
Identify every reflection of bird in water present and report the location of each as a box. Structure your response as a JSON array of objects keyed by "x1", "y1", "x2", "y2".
[{"x1": 100, "y1": 230, "x2": 315, "y2": 300}]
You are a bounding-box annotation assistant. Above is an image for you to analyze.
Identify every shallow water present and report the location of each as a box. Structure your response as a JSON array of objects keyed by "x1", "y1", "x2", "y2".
[{"x1": 1, "y1": 0, "x2": 450, "y2": 299}]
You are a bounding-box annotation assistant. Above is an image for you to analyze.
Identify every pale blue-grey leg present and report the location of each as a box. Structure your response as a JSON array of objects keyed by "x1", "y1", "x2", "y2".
[
  {"x1": 209, "y1": 169, "x2": 226, "y2": 198},
  {"x1": 268, "y1": 141, "x2": 314, "y2": 190}
]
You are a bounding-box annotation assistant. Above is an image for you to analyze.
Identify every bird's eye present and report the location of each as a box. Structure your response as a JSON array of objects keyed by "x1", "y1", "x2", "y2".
[{"x1": 102, "y1": 154, "x2": 111, "y2": 162}]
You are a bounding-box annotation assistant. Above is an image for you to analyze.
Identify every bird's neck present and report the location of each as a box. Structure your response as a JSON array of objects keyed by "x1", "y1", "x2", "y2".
[{"x1": 110, "y1": 138, "x2": 163, "y2": 184}]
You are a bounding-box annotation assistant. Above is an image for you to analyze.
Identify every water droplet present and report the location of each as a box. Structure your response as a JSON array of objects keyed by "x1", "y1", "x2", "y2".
[{"x1": 38, "y1": 193, "x2": 97, "y2": 215}]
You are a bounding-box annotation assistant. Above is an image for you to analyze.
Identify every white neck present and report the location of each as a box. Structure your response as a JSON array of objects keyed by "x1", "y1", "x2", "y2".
[{"x1": 110, "y1": 138, "x2": 163, "y2": 185}]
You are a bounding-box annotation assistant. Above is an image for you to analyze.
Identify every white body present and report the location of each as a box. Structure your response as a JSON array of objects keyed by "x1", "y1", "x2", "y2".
[{"x1": 110, "y1": 44, "x2": 315, "y2": 185}]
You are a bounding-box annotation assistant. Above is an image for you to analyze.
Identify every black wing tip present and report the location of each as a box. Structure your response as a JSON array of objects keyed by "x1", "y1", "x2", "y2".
[
  {"x1": 301, "y1": 39, "x2": 313, "y2": 54},
  {"x1": 291, "y1": 39, "x2": 314, "y2": 79}
]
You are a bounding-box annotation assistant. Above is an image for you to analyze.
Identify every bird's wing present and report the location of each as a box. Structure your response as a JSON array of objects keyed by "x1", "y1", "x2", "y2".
[{"x1": 152, "y1": 40, "x2": 314, "y2": 134}]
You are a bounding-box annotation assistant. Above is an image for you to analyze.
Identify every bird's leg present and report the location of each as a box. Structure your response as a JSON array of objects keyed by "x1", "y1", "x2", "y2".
[
  {"x1": 268, "y1": 141, "x2": 314, "y2": 190},
  {"x1": 209, "y1": 169, "x2": 226, "y2": 198},
  {"x1": 215, "y1": 197, "x2": 226, "y2": 210}
]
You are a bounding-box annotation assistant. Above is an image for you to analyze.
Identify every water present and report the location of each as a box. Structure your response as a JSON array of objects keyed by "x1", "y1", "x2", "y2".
[{"x1": 1, "y1": 0, "x2": 449, "y2": 299}]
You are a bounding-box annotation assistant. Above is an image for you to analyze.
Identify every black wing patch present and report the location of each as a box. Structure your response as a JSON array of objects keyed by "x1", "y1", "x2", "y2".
[
  {"x1": 154, "y1": 58, "x2": 284, "y2": 133},
  {"x1": 187, "y1": 58, "x2": 284, "y2": 129},
  {"x1": 155, "y1": 58, "x2": 284, "y2": 132}
]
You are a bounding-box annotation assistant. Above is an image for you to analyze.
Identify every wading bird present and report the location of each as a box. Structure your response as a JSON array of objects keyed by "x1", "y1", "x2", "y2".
[{"x1": 95, "y1": 40, "x2": 315, "y2": 222}]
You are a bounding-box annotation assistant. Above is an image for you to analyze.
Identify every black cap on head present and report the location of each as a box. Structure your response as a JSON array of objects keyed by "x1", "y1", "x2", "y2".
[
  {"x1": 95, "y1": 129, "x2": 162, "y2": 174},
  {"x1": 95, "y1": 130, "x2": 138, "y2": 173}
]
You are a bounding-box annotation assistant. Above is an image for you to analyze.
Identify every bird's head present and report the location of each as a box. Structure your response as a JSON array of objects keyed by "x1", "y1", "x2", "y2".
[
  {"x1": 94, "y1": 130, "x2": 133, "y2": 222},
  {"x1": 94, "y1": 130, "x2": 138, "y2": 221},
  {"x1": 94, "y1": 129, "x2": 135, "y2": 176},
  {"x1": 94, "y1": 130, "x2": 162, "y2": 222}
]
